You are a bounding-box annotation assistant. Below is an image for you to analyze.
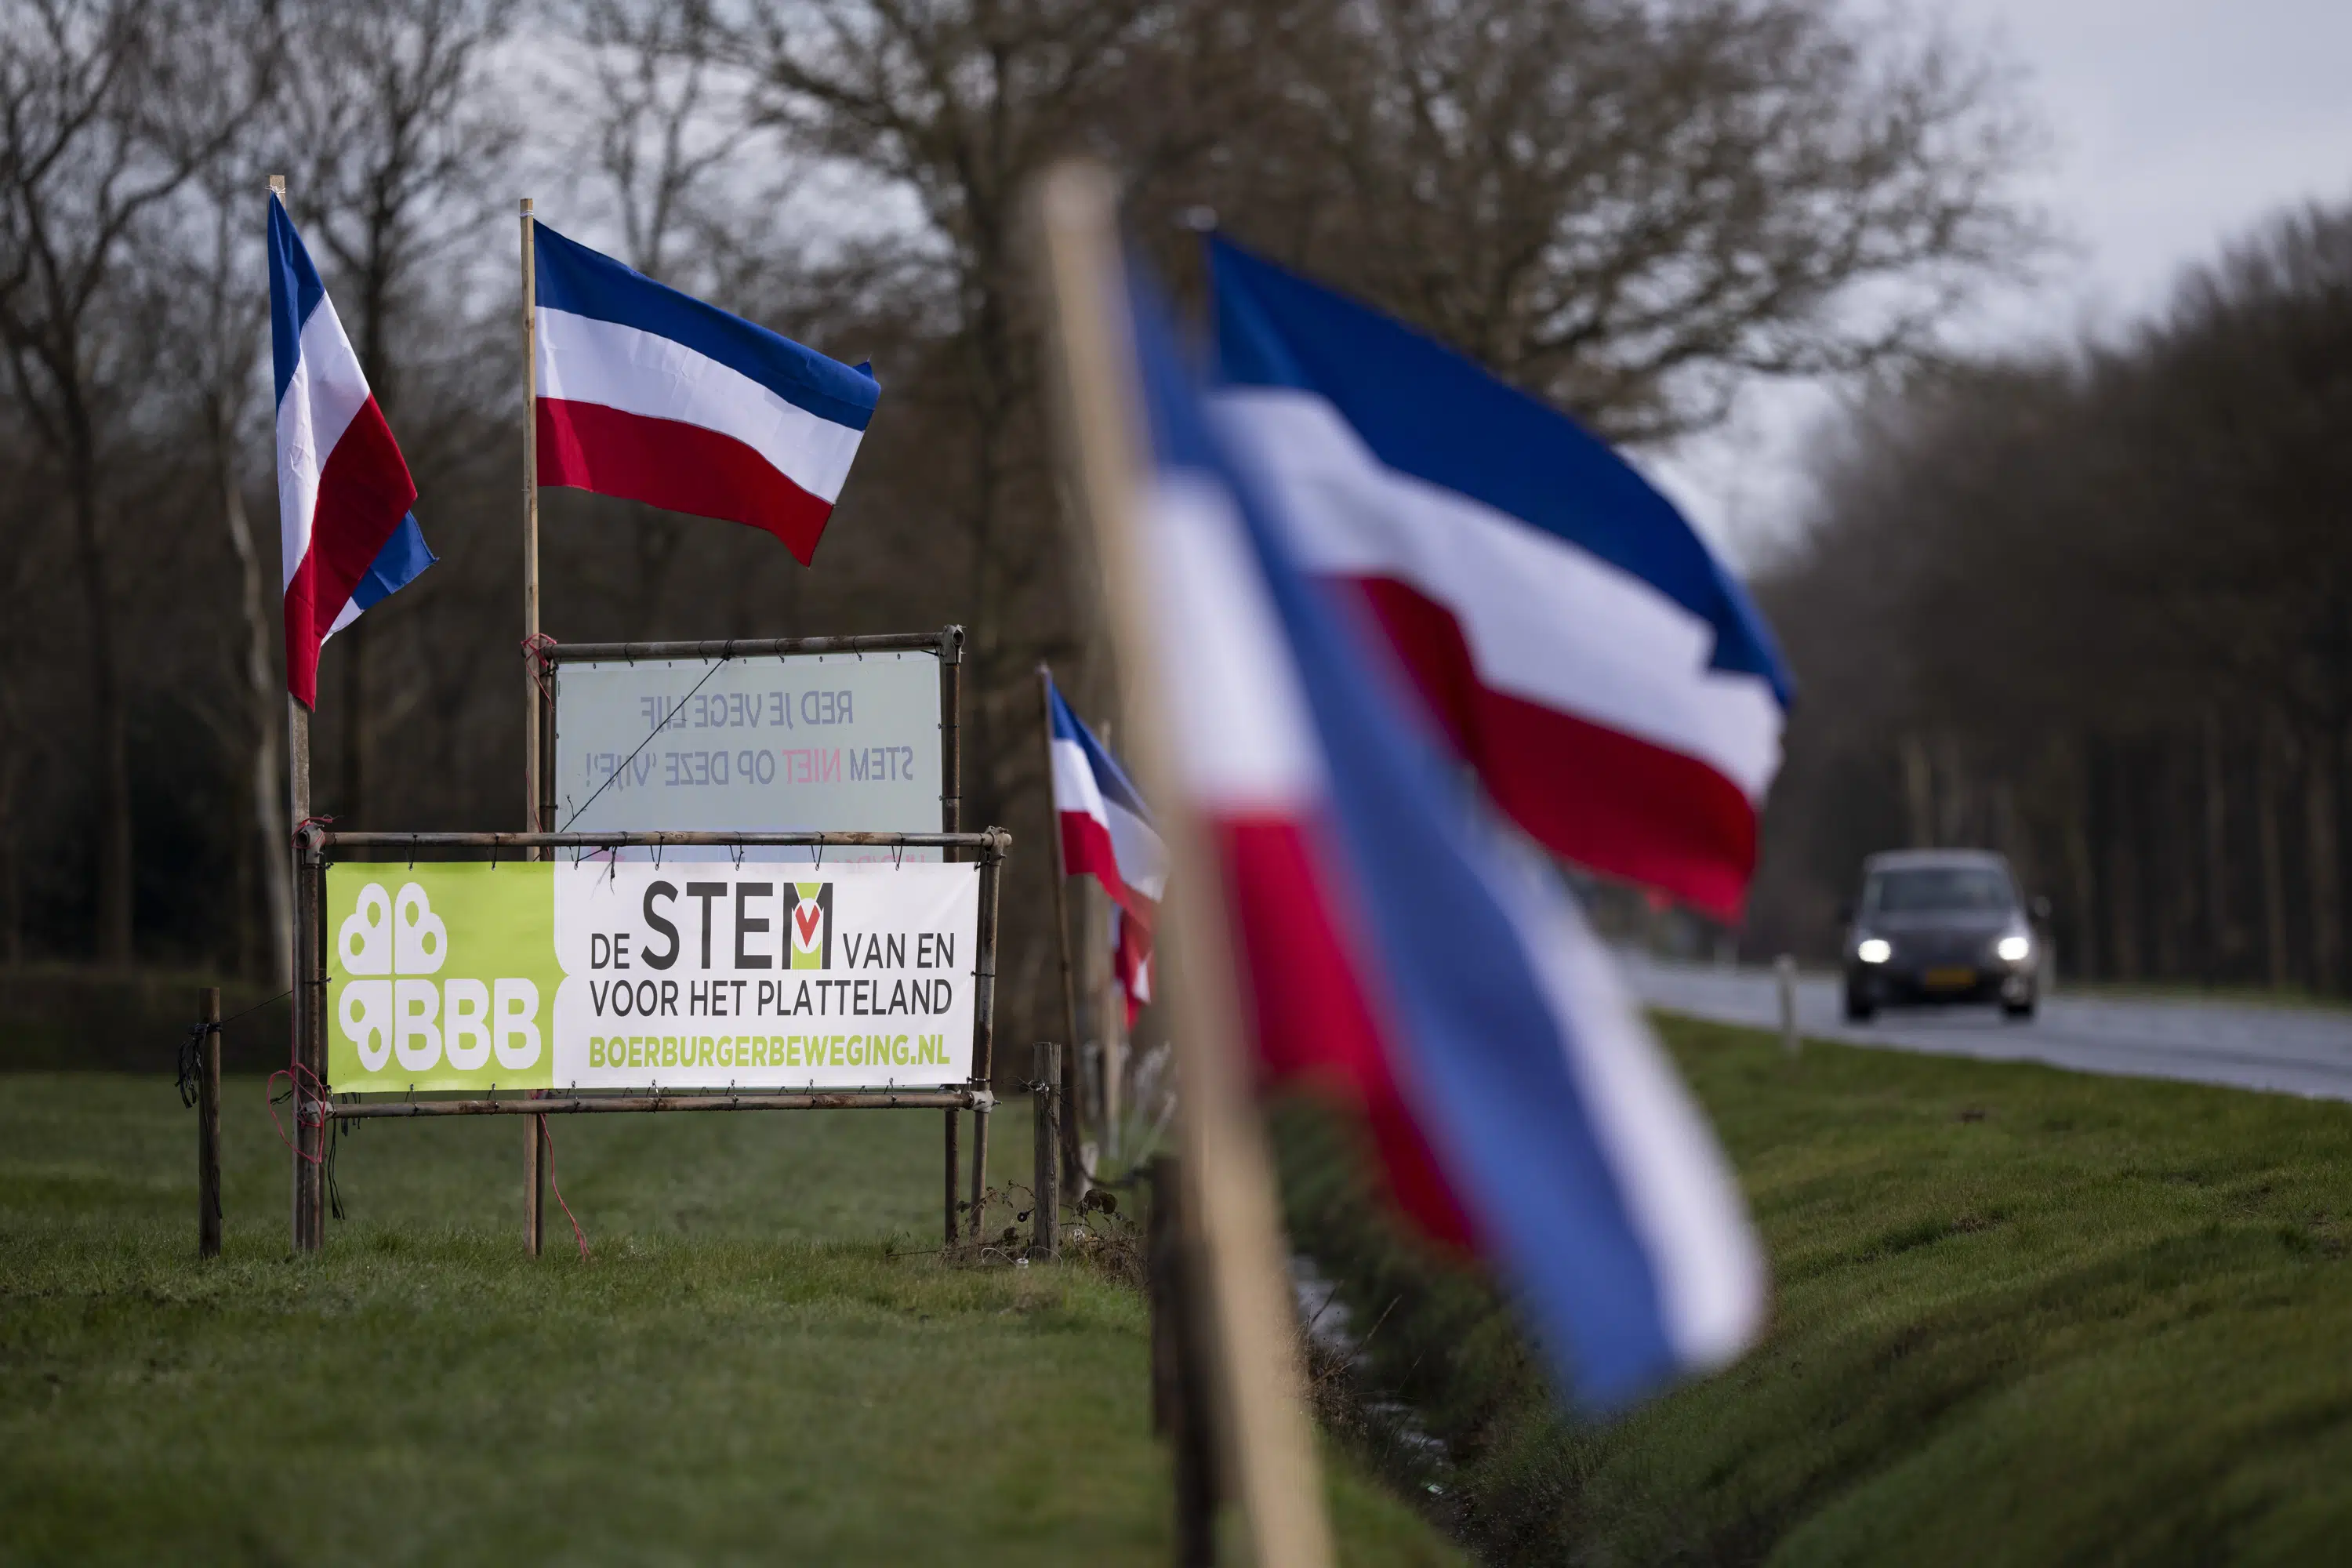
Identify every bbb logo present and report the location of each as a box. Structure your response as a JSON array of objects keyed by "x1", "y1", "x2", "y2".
[{"x1": 338, "y1": 883, "x2": 541, "y2": 1075}]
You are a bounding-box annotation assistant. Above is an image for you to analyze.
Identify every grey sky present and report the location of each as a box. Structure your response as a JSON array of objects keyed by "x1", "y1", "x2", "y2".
[{"x1": 1651, "y1": 0, "x2": 2352, "y2": 566}]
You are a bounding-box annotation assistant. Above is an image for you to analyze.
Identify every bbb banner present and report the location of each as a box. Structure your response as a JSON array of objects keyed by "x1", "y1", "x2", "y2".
[{"x1": 326, "y1": 860, "x2": 978, "y2": 1094}]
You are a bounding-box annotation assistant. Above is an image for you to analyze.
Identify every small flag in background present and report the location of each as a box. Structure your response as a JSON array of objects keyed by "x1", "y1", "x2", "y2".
[
  {"x1": 1046, "y1": 677, "x2": 1166, "y2": 1024},
  {"x1": 1207, "y1": 239, "x2": 1791, "y2": 920},
  {"x1": 1123, "y1": 263, "x2": 1766, "y2": 1409},
  {"x1": 532, "y1": 223, "x2": 880, "y2": 564},
  {"x1": 270, "y1": 194, "x2": 434, "y2": 707},
  {"x1": 1112, "y1": 908, "x2": 1152, "y2": 1025}
]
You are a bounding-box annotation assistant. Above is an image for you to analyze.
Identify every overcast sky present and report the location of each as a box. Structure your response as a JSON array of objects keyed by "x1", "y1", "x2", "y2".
[{"x1": 1650, "y1": 0, "x2": 2352, "y2": 567}]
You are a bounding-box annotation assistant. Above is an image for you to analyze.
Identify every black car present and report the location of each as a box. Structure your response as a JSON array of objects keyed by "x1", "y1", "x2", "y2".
[{"x1": 1841, "y1": 849, "x2": 2045, "y2": 1022}]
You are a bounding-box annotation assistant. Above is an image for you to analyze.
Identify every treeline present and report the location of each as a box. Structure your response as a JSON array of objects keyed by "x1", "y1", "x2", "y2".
[
  {"x1": 0, "y1": 0, "x2": 2033, "y2": 1050},
  {"x1": 1748, "y1": 198, "x2": 2352, "y2": 992}
]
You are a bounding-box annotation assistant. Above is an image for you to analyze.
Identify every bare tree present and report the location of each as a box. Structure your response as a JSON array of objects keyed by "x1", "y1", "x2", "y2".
[
  {"x1": 275, "y1": 0, "x2": 517, "y2": 827},
  {"x1": 136, "y1": 156, "x2": 289, "y2": 982},
  {"x1": 1149, "y1": 0, "x2": 2045, "y2": 443},
  {"x1": 0, "y1": 0, "x2": 275, "y2": 962}
]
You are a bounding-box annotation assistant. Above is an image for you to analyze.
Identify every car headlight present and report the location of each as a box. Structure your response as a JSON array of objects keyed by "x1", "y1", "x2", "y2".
[
  {"x1": 1995, "y1": 934, "x2": 2031, "y2": 962},
  {"x1": 1857, "y1": 938, "x2": 1892, "y2": 964}
]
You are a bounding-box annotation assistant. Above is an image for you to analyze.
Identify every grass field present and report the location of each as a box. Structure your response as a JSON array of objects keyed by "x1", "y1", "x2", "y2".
[
  {"x1": 1279, "y1": 1015, "x2": 2352, "y2": 1564},
  {"x1": 0, "y1": 1074, "x2": 1461, "y2": 1566}
]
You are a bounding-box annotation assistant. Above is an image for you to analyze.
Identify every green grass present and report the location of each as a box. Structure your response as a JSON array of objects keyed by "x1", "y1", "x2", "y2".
[
  {"x1": 1278, "y1": 1015, "x2": 2352, "y2": 1566},
  {"x1": 0, "y1": 1074, "x2": 1461, "y2": 1566}
]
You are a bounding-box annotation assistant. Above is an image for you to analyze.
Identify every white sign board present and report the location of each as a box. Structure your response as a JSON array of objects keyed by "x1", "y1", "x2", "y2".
[{"x1": 553, "y1": 652, "x2": 943, "y2": 863}]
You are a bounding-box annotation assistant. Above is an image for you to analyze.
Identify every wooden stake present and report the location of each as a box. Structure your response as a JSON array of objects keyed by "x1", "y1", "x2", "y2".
[
  {"x1": 1033, "y1": 160, "x2": 1334, "y2": 1568},
  {"x1": 273, "y1": 172, "x2": 313, "y2": 1254},
  {"x1": 1033, "y1": 1041, "x2": 1062, "y2": 1259},
  {"x1": 198, "y1": 987, "x2": 222, "y2": 1259},
  {"x1": 1038, "y1": 664, "x2": 1087, "y2": 1193},
  {"x1": 1149, "y1": 1155, "x2": 1220, "y2": 1566},
  {"x1": 293, "y1": 829, "x2": 327, "y2": 1252},
  {"x1": 967, "y1": 831, "x2": 1006, "y2": 1236},
  {"x1": 521, "y1": 196, "x2": 548, "y2": 1255}
]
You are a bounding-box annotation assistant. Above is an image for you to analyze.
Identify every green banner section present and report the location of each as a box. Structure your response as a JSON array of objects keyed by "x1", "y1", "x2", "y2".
[{"x1": 327, "y1": 862, "x2": 558, "y2": 1094}]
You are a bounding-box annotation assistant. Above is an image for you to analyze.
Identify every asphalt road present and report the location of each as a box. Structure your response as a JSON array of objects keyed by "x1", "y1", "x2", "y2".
[{"x1": 1619, "y1": 951, "x2": 2352, "y2": 1102}]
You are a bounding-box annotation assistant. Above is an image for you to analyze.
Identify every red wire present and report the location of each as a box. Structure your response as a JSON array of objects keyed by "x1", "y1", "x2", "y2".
[
  {"x1": 266, "y1": 1060, "x2": 328, "y2": 1163},
  {"x1": 536, "y1": 1107, "x2": 591, "y2": 1260}
]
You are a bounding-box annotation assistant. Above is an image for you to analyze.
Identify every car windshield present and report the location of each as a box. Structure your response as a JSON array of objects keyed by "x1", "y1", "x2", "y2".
[{"x1": 1869, "y1": 867, "x2": 2014, "y2": 914}]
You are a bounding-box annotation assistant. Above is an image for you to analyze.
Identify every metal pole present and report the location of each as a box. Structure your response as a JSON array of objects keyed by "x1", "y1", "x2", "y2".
[
  {"x1": 1033, "y1": 1041, "x2": 1061, "y2": 1260},
  {"x1": 1039, "y1": 666, "x2": 1087, "y2": 1197},
  {"x1": 944, "y1": 1088, "x2": 962, "y2": 1245},
  {"x1": 521, "y1": 194, "x2": 548, "y2": 1253},
  {"x1": 198, "y1": 987, "x2": 222, "y2": 1260},
  {"x1": 941, "y1": 629, "x2": 964, "y2": 1239},
  {"x1": 968, "y1": 829, "x2": 1006, "y2": 1233},
  {"x1": 1775, "y1": 953, "x2": 1799, "y2": 1056}
]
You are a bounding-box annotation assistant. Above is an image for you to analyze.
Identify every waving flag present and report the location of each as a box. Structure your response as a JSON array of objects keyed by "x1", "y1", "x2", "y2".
[
  {"x1": 1112, "y1": 908, "x2": 1152, "y2": 1025},
  {"x1": 1047, "y1": 677, "x2": 1166, "y2": 923},
  {"x1": 1207, "y1": 240, "x2": 1791, "y2": 919},
  {"x1": 1125, "y1": 265, "x2": 1764, "y2": 1408},
  {"x1": 270, "y1": 194, "x2": 432, "y2": 707},
  {"x1": 532, "y1": 223, "x2": 880, "y2": 563},
  {"x1": 1047, "y1": 677, "x2": 1165, "y2": 1027}
]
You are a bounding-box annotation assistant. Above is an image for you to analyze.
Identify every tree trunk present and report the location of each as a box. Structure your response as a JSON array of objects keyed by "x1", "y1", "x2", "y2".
[
  {"x1": 2201, "y1": 710, "x2": 2232, "y2": 982},
  {"x1": 1935, "y1": 731, "x2": 1970, "y2": 845},
  {"x1": 2259, "y1": 721, "x2": 2291, "y2": 990},
  {"x1": 2103, "y1": 742, "x2": 2141, "y2": 981},
  {"x1": 220, "y1": 445, "x2": 292, "y2": 986},
  {"x1": 337, "y1": 620, "x2": 368, "y2": 826},
  {"x1": 2307, "y1": 729, "x2": 2342, "y2": 995},
  {"x1": 71, "y1": 456, "x2": 133, "y2": 964},
  {"x1": 2060, "y1": 735, "x2": 2100, "y2": 981},
  {"x1": 0, "y1": 738, "x2": 20, "y2": 965},
  {"x1": 2157, "y1": 740, "x2": 2192, "y2": 981},
  {"x1": 1901, "y1": 733, "x2": 1935, "y2": 848}
]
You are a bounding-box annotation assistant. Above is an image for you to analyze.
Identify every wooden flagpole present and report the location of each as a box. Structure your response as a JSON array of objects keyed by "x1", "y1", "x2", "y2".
[
  {"x1": 520, "y1": 196, "x2": 547, "y2": 1256},
  {"x1": 272, "y1": 172, "x2": 318, "y2": 1254},
  {"x1": 1032, "y1": 159, "x2": 1334, "y2": 1568},
  {"x1": 1038, "y1": 664, "x2": 1087, "y2": 1196}
]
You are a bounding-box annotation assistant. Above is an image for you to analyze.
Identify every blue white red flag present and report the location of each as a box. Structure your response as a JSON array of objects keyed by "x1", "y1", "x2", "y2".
[
  {"x1": 270, "y1": 195, "x2": 434, "y2": 707},
  {"x1": 1124, "y1": 266, "x2": 1766, "y2": 1408},
  {"x1": 532, "y1": 223, "x2": 880, "y2": 563},
  {"x1": 1112, "y1": 907, "x2": 1152, "y2": 1025},
  {"x1": 1207, "y1": 241, "x2": 1791, "y2": 919},
  {"x1": 1047, "y1": 677, "x2": 1166, "y2": 1025},
  {"x1": 1047, "y1": 677, "x2": 1167, "y2": 924}
]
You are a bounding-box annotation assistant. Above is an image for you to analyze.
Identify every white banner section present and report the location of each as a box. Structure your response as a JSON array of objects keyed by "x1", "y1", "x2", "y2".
[
  {"x1": 554, "y1": 859, "x2": 978, "y2": 1090},
  {"x1": 553, "y1": 651, "x2": 944, "y2": 863}
]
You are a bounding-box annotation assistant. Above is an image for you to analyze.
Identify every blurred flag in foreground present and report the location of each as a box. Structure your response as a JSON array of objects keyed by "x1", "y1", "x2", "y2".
[
  {"x1": 532, "y1": 223, "x2": 880, "y2": 564},
  {"x1": 1127, "y1": 267, "x2": 1766, "y2": 1408},
  {"x1": 1207, "y1": 240, "x2": 1791, "y2": 919},
  {"x1": 1047, "y1": 677, "x2": 1166, "y2": 1025},
  {"x1": 270, "y1": 194, "x2": 433, "y2": 707}
]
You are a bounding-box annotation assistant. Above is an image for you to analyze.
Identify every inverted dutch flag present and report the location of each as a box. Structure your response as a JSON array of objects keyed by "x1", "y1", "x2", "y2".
[
  {"x1": 532, "y1": 223, "x2": 880, "y2": 563},
  {"x1": 1207, "y1": 240, "x2": 1791, "y2": 920},
  {"x1": 1125, "y1": 264, "x2": 1765, "y2": 1407},
  {"x1": 1047, "y1": 677, "x2": 1167, "y2": 924},
  {"x1": 1048, "y1": 677, "x2": 1166, "y2": 1026},
  {"x1": 1112, "y1": 908, "x2": 1152, "y2": 1025},
  {"x1": 270, "y1": 195, "x2": 434, "y2": 707}
]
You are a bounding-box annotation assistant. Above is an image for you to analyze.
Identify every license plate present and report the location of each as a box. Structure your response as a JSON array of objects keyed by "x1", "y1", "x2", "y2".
[{"x1": 1923, "y1": 966, "x2": 1977, "y2": 991}]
